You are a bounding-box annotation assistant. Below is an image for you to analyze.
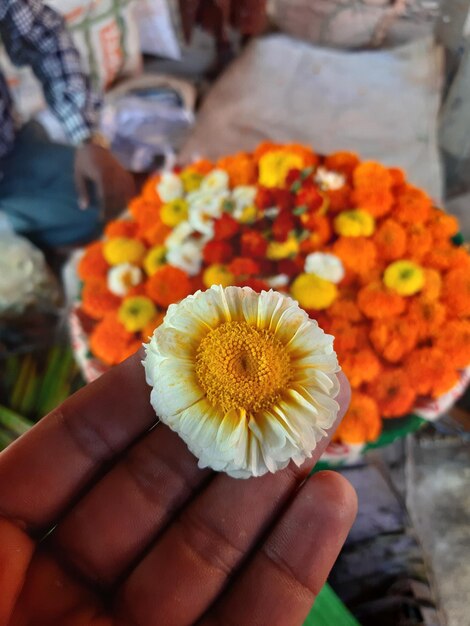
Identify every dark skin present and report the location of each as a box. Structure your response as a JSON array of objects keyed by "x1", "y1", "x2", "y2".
[
  {"x1": 75, "y1": 143, "x2": 136, "y2": 222},
  {"x1": 0, "y1": 353, "x2": 356, "y2": 626}
]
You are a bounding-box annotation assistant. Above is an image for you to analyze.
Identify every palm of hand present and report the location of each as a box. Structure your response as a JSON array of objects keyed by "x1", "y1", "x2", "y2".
[{"x1": 0, "y1": 355, "x2": 355, "y2": 626}]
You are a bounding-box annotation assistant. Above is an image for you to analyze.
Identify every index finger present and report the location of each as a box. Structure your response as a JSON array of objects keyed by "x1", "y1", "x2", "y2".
[{"x1": 0, "y1": 352, "x2": 156, "y2": 532}]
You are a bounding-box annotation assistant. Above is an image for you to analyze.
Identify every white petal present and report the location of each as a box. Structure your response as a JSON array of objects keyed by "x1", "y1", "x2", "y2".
[{"x1": 147, "y1": 357, "x2": 204, "y2": 418}]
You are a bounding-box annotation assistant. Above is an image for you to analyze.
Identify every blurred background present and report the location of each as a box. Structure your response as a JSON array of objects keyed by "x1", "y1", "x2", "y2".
[{"x1": 0, "y1": 2, "x2": 469, "y2": 625}]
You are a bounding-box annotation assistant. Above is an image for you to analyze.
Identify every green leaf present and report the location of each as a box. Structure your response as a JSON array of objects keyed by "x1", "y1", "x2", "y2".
[
  {"x1": 293, "y1": 205, "x2": 308, "y2": 216},
  {"x1": 0, "y1": 404, "x2": 34, "y2": 436},
  {"x1": 304, "y1": 583, "x2": 361, "y2": 626}
]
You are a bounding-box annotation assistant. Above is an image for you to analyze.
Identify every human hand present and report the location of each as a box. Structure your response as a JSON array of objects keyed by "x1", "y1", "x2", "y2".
[
  {"x1": 0, "y1": 353, "x2": 356, "y2": 626},
  {"x1": 74, "y1": 142, "x2": 136, "y2": 221}
]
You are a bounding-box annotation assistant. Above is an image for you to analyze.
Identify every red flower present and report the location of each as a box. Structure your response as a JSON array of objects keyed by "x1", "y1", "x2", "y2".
[
  {"x1": 278, "y1": 257, "x2": 304, "y2": 277},
  {"x1": 286, "y1": 168, "x2": 302, "y2": 186},
  {"x1": 273, "y1": 211, "x2": 296, "y2": 242},
  {"x1": 240, "y1": 231, "x2": 268, "y2": 258},
  {"x1": 203, "y1": 240, "x2": 233, "y2": 264},
  {"x1": 238, "y1": 277, "x2": 270, "y2": 292},
  {"x1": 255, "y1": 186, "x2": 274, "y2": 210},
  {"x1": 272, "y1": 188, "x2": 294, "y2": 212},
  {"x1": 213, "y1": 213, "x2": 240, "y2": 240},
  {"x1": 296, "y1": 182, "x2": 323, "y2": 212},
  {"x1": 228, "y1": 257, "x2": 260, "y2": 276}
]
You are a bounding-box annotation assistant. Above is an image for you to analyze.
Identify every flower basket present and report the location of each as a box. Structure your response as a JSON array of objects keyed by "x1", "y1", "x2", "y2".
[{"x1": 70, "y1": 142, "x2": 470, "y2": 466}]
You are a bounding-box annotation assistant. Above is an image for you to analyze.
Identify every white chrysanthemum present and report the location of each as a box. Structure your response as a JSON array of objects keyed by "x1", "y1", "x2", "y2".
[
  {"x1": 157, "y1": 172, "x2": 184, "y2": 202},
  {"x1": 200, "y1": 169, "x2": 229, "y2": 193},
  {"x1": 305, "y1": 252, "x2": 345, "y2": 284},
  {"x1": 267, "y1": 274, "x2": 290, "y2": 288},
  {"x1": 232, "y1": 185, "x2": 257, "y2": 220},
  {"x1": 164, "y1": 221, "x2": 194, "y2": 250},
  {"x1": 315, "y1": 167, "x2": 345, "y2": 191},
  {"x1": 166, "y1": 239, "x2": 204, "y2": 276},
  {"x1": 187, "y1": 189, "x2": 227, "y2": 236},
  {"x1": 144, "y1": 286, "x2": 340, "y2": 479},
  {"x1": 107, "y1": 263, "x2": 142, "y2": 296}
]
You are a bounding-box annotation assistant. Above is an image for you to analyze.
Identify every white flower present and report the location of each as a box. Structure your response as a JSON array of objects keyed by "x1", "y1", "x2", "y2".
[
  {"x1": 107, "y1": 263, "x2": 143, "y2": 296},
  {"x1": 315, "y1": 167, "x2": 346, "y2": 191},
  {"x1": 144, "y1": 286, "x2": 340, "y2": 479},
  {"x1": 267, "y1": 274, "x2": 290, "y2": 289},
  {"x1": 304, "y1": 252, "x2": 345, "y2": 284},
  {"x1": 200, "y1": 169, "x2": 229, "y2": 193},
  {"x1": 231, "y1": 185, "x2": 257, "y2": 220},
  {"x1": 166, "y1": 239, "x2": 204, "y2": 276},
  {"x1": 157, "y1": 172, "x2": 184, "y2": 202},
  {"x1": 187, "y1": 188, "x2": 228, "y2": 236},
  {"x1": 165, "y1": 221, "x2": 195, "y2": 250}
]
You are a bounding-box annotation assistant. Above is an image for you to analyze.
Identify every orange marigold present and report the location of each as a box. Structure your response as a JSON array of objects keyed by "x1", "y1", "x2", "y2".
[
  {"x1": 373, "y1": 219, "x2": 407, "y2": 261},
  {"x1": 335, "y1": 392, "x2": 382, "y2": 444},
  {"x1": 129, "y1": 196, "x2": 162, "y2": 227},
  {"x1": 332, "y1": 237, "x2": 378, "y2": 277},
  {"x1": 368, "y1": 368, "x2": 416, "y2": 418},
  {"x1": 145, "y1": 265, "x2": 192, "y2": 308},
  {"x1": 369, "y1": 316, "x2": 418, "y2": 363},
  {"x1": 141, "y1": 311, "x2": 166, "y2": 341},
  {"x1": 300, "y1": 214, "x2": 332, "y2": 252},
  {"x1": 420, "y1": 268, "x2": 442, "y2": 302},
  {"x1": 428, "y1": 209, "x2": 459, "y2": 242},
  {"x1": 81, "y1": 279, "x2": 121, "y2": 320},
  {"x1": 77, "y1": 242, "x2": 109, "y2": 281},
  {"x1": 104, "y1": 219, "x2": 138, "y2": 239},
  {"x1": 442, "y1": 267, "x2": 470, "y2": 316},
  {"x1": 394, "y1": 184, "x2": 431, "y2": 224},
  {"x1": 406, "y1": 222, "x2": 432, "y2": 261},
  {"x1": 141, "y1": 175, "x2": 163, "y2": 204},
  {"x1": 328, "y1": 295, "x2": 363, "y2": 323},
  {"x1": 435, "y1": 319, "x2": 470, "y2": 369},
  {"x1": 89, "y1": 313, "x2": 140, "y2": 366},
  {"x1": 217, "y1": 152, "x2": 257, "y2": 186},
  {"x1": 405, "y1": 347, "x2": 460, "y2": 398},
  {"x1": 341, "y1": 348, "x2": 382, "y2": 388},
  {"x1": 324, "y1": 151, "x2": 360, "y2": 179},
  {"x1": 253, "y1": 141, "x2": 318, "y2": 167},
  {"x1": 357, "y1": 282, "x2": 406, "y2": 320},
  {"x1": 327, "y1": 319, "x2": 369, "y2": 356},
  {"x1": 407, "y1": 298, "x2": 446, "y2": 341},
  {"x1": 352, "y1": 161, "x2": 393, "y2": 217},
  {"x1": 186, "y1": 158, "x2": 214, "y2": 176},
  {"x1": 388, "y1": 167, "x2": 406, "y2": 189}
]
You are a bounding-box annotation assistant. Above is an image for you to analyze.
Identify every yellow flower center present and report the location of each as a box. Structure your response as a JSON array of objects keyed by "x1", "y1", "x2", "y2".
[{"x1": 195, "y1": 321, "x2": 292, "y2": 415}]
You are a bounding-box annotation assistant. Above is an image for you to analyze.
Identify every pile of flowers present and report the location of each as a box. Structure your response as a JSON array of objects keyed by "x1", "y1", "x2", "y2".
[{"x1": 76, "y1": 142, "x2": 470, "y2": 448}]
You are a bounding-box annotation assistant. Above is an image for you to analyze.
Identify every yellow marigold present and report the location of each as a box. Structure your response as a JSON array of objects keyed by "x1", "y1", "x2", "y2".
[
  {"x1": 383, "y1": 260, "x2": 424, "y2": 296},
  {"x1": 352, "y1": 161, "x2": 393, "y2": 217},
  {"x1": 405, "y1": 348, "x2": 460, "y2": 398},
  {"x1": 369, "y1": 316, "x2": 418, "y2": 363},
  {"x1": 373, "y1": 219, "x2": 407, "y2": 261},
  {"x1": 160, "y1": 198, "x2": 189, "y2": 227},
  {"x1": 180, "y1": 169, "x2": 203, "y2": 193},
  {"x1": 258, "y1": 151, "x2": 304, "y2": 188},
  {"x1": 90, "y1": 313, "x2": 140, "y2": 366},
  {"x1": 408, "y1": 298, "x2": 446, "y2": 341},
  {"x1": 81, "y1": 278, "x2": 121, "y2": 320},
  {"x1": 442, "y1": 267, "x2": 470, "y2": 317},
  {"x1": 435, "y1": 319, "x2": 470, "y2": 369},
  {"x1": 291, "y1": 273, "x2": 338, "y2": 310},
  {"x1": 357, "y1": 282, "x2": 406, "y2": 320},
  {"x1": 341, "y1": 348, "x2": 382, "y2": 388},
  {"x1": 266, "y1": 236, "x2": 299, "y2": 260},
  {"x1": 406, "y1": 222, "x2": 433, "y2": 261},
  {"x1": 394, "y1": 185, "x2": 432, "y2": 224},
  {"x1": 217, "y1": 152, "x2": 258, "y2": 187},
  {"x1": 334, "y1": 209, "x2": 375, "y2": 237},
  {"x1": 420, "y1": 268, "x2": 442, "y2": 302},
  {"x1": 78, "y1": 242, "x2": 109, "y2": 281},
  {"x1": 335, "y1": 392, "x2": 381, "y2": 444},
  {"x1": 143, "y1": 245, "x2": 167, "y2": 276},
  {"x1": 103, "y1": 237, "x2": 146, "y2": 266},
  {"x1": 118, "y1": 296, "x2": 157, "y2": 333},
  {"x1": 203, "y1": 264, "x2": 235, "y2": 288},
  {"x1": 254, "y1": 141, "x2": 318, "y2": 167},
  {"x1": 141, "y1": 311, "x2": 166, "y2": 341},
  {"x1": 368, "y1": 368, "x2": 416, "y2": 418},
  {"x1": 333, "y1": 237, "x2": 378, "y2": 277}
]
